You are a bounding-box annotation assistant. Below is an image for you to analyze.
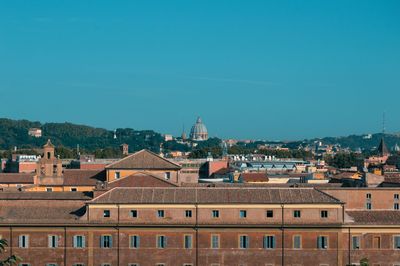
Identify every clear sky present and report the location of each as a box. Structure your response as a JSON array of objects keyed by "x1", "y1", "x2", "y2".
[{"x1": 0, "y1": 1, "x2": 399, "y2": 140}]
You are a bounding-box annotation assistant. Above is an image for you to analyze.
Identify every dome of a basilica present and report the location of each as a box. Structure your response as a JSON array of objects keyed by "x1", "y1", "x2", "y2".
[{"x1": 190, "y1": 117, "x2": 208, "y2": 141}]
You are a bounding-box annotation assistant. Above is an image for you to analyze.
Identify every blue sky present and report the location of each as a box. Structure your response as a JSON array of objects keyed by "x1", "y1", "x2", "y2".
[{"x1": 0, "y1": 1, "x2": 399, "y2": 140}]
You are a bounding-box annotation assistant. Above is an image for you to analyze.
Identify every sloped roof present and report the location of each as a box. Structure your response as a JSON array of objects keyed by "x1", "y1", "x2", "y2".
[
  {"x1": 240, "y1": 173, "x2": 269, "y2": 182},
  {"x1": 346, "y1": 210, "x2": 400, "y2": 225},
  {"x1": 0, "y1": 191, "x2": 92, "y2": 200},
  {"x1": 0, "y1": 173, "x2": 34, "y2": 184},
  {"x1": 106, "y1": 149, "x2": 181, "y2": 170},
  {"x1": 63, "y1": 169, "x2": 106, "y2": 186},
  {"x1": 89, "y1": 187, "x2": 342, "y2": 205},
  {"x1": 107, "y1": 172, "x2": 178, "y2": 189}
]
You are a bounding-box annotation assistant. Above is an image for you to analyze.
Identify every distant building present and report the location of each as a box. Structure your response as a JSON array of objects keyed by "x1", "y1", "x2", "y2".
[
  {"x1": 190, "y1": 117, "x2": 208, "y2": 141},
  {"x1": 164, "y1": 134, "x2": 173, "y2": 142},
  {"x1": 28, "y1": 128, "x2": 42, "y2": 138}
]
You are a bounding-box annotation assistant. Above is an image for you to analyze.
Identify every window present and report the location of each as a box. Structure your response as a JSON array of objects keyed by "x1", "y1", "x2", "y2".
[
  {"x1": 293, "y1": 235, "x2": 302, "y2": 249},
  {"x1": 366, "y1": 193, "x2": 371, "y2": 199},
  {"x1": 395, "y1": 194, "x2": 399, "y2": 200},
  {"x1": 164, "y1": 172, "x2": 171, "y2": 180},
  {"x1": 19, "y1": 235, "x2": 29, "y2": 248},
  {"x1": 115, "y1": 171, "x2": 120, "y2": 179},
  {"x1": 101, "y1": 264, "x2": 111, "y2": 266},
  {"x1": 128, "y1": 264, "x2": 139, "y2": 266},
  {"x1": 373, "y1": 236, "x2": 381, "y2": 249},
  {"x1": 320, "y1": 210, "x2": 328, "y2": 218},
  {"x1": 394, "y1": 236, "x2": 400, "y2": 249},
  {"x1": 263, "y1": 235, "x2": 275, "y2": 249},
  {"x1": 130, "y1": 235, "x2": 140, "y2": 249},
  {"x1": 156, "y1": 264, "x2": 165, "y2": 266},
  {"x1": 184, "y1": 235, "x2": 192, "y2": 249},
  {"x1": 73, "y1": 264, "x2": 85, "y2": 266},
  {"x1": 46, "y1": 187, "x2": 53, "y2": 192},
  {"x1": 352, "y1": 236, "x2": 360, "y2": 250},
  {"x1": 103, "y1": 210, "x2": 110, "y2": 218},
  {"x1": 239, "y1": 210, "x2": 247, "y2": 218},
  {"x1": 212, "y1": 210, "x2": 219, "y2": 218},
  {"x1": 157, "y1": 235, "x2": 166, "y2": 249},
  {"x1": 183, "y1": 264, "x2": 193, "y2": 266},
  {"x1": 293, "y1": 210, "x2": 301, "y2": 218},
  {"x1": 366, "y1": 203, "x2": 372, "y2": 210},
  {"x1": 239, "y1": 235, "x2": 249, "y2": 249},
  {"x1": 46, "y1": 264, "x2": 58, "y2": 266},
  {"x1": 48, "y1": 235, "x2": 59, "y2": 248},
  {"x1": 185, "y1": 210, "x2": 192, "y2": 218},
  {"x1": 19, "y1": 264, "x2": 30, "y2": 266},
  {"x1": 157, "y1": 210, "x2": 165, "y2": 218},
  {"x1": 395, "y1": 203, "x2": 400, "y2": 210},
  {"x1": 317, "y1": 236, "x2": 328, "y2": 249},
  {"x1": 73, "y1": 235, "x2": 85, "y2": 248},
  {"x1": 211, "y1": 235, "x2": 220, "y2": 249},
  {"x1": 266, "y1": 210, "x2": 274, "y2": 218},
  {"x1": 70, "y1": 187, "x2": 77, "y2": 192},
  {"x1": 100, "y1": 235, "x2": 112, "y2": 248},
  {"x1": 130, "y1": 210, "x2": 138, "y2": 218}
]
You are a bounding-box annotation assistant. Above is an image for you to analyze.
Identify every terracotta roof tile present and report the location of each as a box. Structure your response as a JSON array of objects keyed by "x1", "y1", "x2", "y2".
[
  {"x1": 62, "y1": 169, "x2": 106, "y2": 186},
  {"x1": 89, "y1": 187, "x2": 342, "y2": 205},
  {"x1": 105, "y1": 149, "x2": 181, "y2": 170},
  {"x1": 0, "y1": 173, "x2": 34, "y2": 184},
  {"x1": 346, "y1": 210, "x2": 400, "y2": 225}
]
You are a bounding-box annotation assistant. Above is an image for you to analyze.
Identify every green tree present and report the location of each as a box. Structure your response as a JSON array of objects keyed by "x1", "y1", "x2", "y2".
[
  {"x1": 360, "y1": 257, "x2": 369, "y2": 266},
  {"x1": 0, "y1": 239, "x2": 20, "y2": 265}
]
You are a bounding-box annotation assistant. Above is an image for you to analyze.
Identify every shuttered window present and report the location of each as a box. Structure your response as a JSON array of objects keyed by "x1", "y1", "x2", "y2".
[
  {"x1": 352, "y1": 236, "x2": 360, "y2": 250},
  {"x1": 130, "y1": 235, "x2": 140, "y2": 249},
  {"x1": 100, "y1": 235, "x2": 112, "y2": 248},
  {"x1": 317, "y1": 236, "x2": 328, "y2": 249},
  {"x1": 239, "y1": 235, "x2": 249, "y2": 249},
  {"x1": 19, "y1": 235, "x2": 29, "y2": 248},
  {"x1": 263, "y1": 235, "x2": 276, "y2": 249},
  {"x1": 48, "y1": 235, "x2": 59, "y2": 248},
  {"x1": 73, "y1": 235, "x2": 86, "y2": 248},
  {"x1": 394, "y1": 236, "x2": 400, "y2": 249}
]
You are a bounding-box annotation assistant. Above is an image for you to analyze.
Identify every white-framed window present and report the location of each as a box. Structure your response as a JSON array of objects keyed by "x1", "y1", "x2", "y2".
[
  {"x1": 184, "y1": 235, "x2": 192, "y2": 249},
  {"x1": 239, "y1": 210, "x2": 247, "y2": 218},
  {"x1": 366, "y1": 203, "x2": 372, "y2": 210},
  {"x1": 46, "y1": 187, "x2": 53, "y2": 192},
  {"x1": 212, "y1": 210, "x2": 219, "y2": 218},
  {"x1": 157, "y1": 210, "x2": 165, "y2": 218},
  {"x1": 100, "y1": 235, "x2": 112, "y2": 248},
  {"x1": 395, "y1": 203, "x2": 400, "y2": 210},
  {"x1": 18, "y1": 235, "x2": 29, "y2": 248},
  {"x1": 317, "y1": 236, "x2": 328, "y2": 249},
  {"x1": 73, "y1": 235, "x2": 86, "y2": 248},
  {"x1": 239, "y1": 235, "x2": 249, "y2": 249},
  {"x1": 70, "y1": 187, "x2": 77, "y2": 192},
  {"x1": 157, "y1": 235, "x2": 166, "y2": 249},
  {"x1": 263, "y1": 235, "x2": 275, "y2": 249},
  {"x1": 114, "y1": 171, "x2": 120, "y2": 179},
  {"x1": 394, "y1": 236, "x2": 400, "y2": 249},
  {"x1": 130, "y1": 210, "x2": 138, "y2": 218},
  {"x1": 48, "y1": 235, "x2": 59, "y2": 248},
  {"x1": 211, "y1": 234, "x2": 220, "y2": 249},
  {"x1": 46, "y1": 264, "x2": 57, "y2": 266},
  {"x1": 293, "y1": 210, "x2": 301, "y2": 218},
  {"x1": 130, "y1": 235, "x2": 140, "y2": 249},
  {"x1": 164, "y1": 172, "x2": 171, "y2": 180},
  {"x1": 293, "y1": 235, "x2": 302, "y2": 249},
  {"x1": 352, "y1": 235, "x2": 360, "y2": 250},
  {"x1": 103, "y1": 210, "x2": 111, "y2": 218}
]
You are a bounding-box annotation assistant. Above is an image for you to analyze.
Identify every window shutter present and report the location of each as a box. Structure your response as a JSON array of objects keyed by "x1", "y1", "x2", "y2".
[
  {"x1": 109, "y1": 236, "x2": 113, "y2": 248},
  {"x1": 48, "y1": 235, "x2": 52, "y2": 248},
  {"x1": 272, "y1": 236, "x2": 276, "y2": 249},
  {"x1": 73, "y1": 236, "x2": 77, "y2": 248},
  {"x1": 263, "y1": 236, "x2": 267, "y2": 249},
  {"x1": 240, "y1": 236, "x2": 243, "y2": 248},
  {"x1": 396, "y1": 237, "x2": 400, "y2": 248},
  {"x1": 137, "y1": 236, "x2": 140, "y2": 248},
  {"x1": 82, "y1": 236, "x2": 86, "y2": 248},
  {"x1": 164, "y1": 236, "x2": 167, "y2": 248},
  {"x1": 18, "y1": 235, "x2": 22, "y2": 248},
  {"x1": 26, "y1": 235, "x2": 29, "y2": 248},
  {"x1": 100, "y1": 236, "x2": 104, "y2": 248},
  {"x1": 317, "y1": 237, "x2": 322, "y2": 249}
]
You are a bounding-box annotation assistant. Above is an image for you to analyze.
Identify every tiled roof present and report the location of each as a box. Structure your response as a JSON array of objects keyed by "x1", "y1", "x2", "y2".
[
  {"x1": 346, "y1": 210, "x2": 400, "y2": 225},
  {"x1": 240, "y1": 173, "x2": 269, "y2": 182},
  {"x1": 0, "y1": 173, "x2": 34, "y2": 184},
  {"x1": 106, "y1": 149, "x2": 181, "y2": 170},
  {"x1": 108, "y1": 172, "x2": 178, "y2": 189},
  {"x1": 0, "y1": 200, "x2": 85, "y2": 224},
  {"x1": 0, "y1": 191, "x2": 92, "y2": 200},
  {"x1": 62, "y1": 169, "x2": 106, "y2": 186},
  {"x1": 89, "y1": 187, "x2": 342, "y2": 205}
]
